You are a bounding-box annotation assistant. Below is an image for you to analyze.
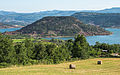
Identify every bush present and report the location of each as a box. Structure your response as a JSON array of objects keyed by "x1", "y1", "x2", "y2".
[
  {"x1": 0, "y1": 62, "x2": 11, "y2": 68},
  {"x1": 29, "y1": 59, "x2": 39, "y2": 65},
  {"x1": 38, "y1": 59, "x2": 54, "y2": 64}
]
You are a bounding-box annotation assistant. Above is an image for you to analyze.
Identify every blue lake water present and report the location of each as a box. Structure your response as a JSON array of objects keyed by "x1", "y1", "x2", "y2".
[
  {"x1": 0, "y1": 28, "x2": 120, "y2": 45},
  {"x1": 86, "y1": 28, "x2": 120, "y2": 45},
  {"x1": 43, "y1": 28, "x2": 120, "y2": 45},
  {"x1": 0, "y1": 28, "x2": 21, "y2": 33}
]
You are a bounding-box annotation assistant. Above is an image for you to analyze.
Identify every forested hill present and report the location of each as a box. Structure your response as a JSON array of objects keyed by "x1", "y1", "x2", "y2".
[
  {"x1": 72, "y1": 12, "x2": 120, "y2": 28},
  {"x1": 17, "y1": 16, "x2": 111, "y2": 37}
]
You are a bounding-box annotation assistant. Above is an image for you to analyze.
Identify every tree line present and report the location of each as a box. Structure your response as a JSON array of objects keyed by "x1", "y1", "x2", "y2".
[{"x1": 0, "y1": 34, "x2": 120, "y2": 68}]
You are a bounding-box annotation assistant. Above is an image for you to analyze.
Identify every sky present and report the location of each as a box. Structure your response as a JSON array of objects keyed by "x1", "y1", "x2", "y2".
[{"x1": 0, "y1": 0, "x2": 120, "y2": 13}]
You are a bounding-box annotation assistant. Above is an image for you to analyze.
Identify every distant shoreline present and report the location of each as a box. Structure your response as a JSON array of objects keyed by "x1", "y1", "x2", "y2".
[
  {"x1": 0, "y1": 25, "x2": 24, "y2": 29},
  {"x1": 42, "y1": 33, "x2": 113, "y2": 38},
  {"x1": 105, "y1": 27, "x2": 120, "y2": 29},
  {"x1": 1, "y1": 27, "x2": 113, "y2": 37},
  {"x1": 0, "y1": 27, "x2": 22, "y2": 29}
]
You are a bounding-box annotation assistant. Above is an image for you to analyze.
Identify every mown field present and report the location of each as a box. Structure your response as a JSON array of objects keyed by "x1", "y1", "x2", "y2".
[{"x1": 0, "y1": 58, "x2": 120, "y2": 75}]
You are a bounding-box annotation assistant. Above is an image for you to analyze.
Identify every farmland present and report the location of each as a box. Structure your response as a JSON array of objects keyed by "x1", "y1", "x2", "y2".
[{"x1": 0, "y1": 58, "x2": 120, "y2": 75}]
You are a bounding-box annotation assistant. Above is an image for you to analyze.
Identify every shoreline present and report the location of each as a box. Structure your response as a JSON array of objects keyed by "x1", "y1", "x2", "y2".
[
  {"x1": 41, "y1": 33, "x2": 113, "y2": 38},
  {"x1": 0, "y1": 27, "x2": 22, "y2": 29},
  {"x1": 1, "y1": 27, "x2": 113, "y2": 37},
  {"x1": 0, "y1": 25, "x2": 24, "y2": 29}
]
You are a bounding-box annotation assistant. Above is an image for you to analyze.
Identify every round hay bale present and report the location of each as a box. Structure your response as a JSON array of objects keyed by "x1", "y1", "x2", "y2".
[
  {"x1": 69, "y1": 64, "x2": 75, "y2": 69},
  {"x1": 97, "y1": 61, "x2": 102, "y2": 64}
]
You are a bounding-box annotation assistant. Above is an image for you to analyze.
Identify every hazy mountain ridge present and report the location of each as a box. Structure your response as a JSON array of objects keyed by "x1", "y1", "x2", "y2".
[
  {"x1": 97, "y1": 7, "x2": 120, "y2": 13},
  {"x1": 72, "y1": 12, "x2": 120, "y2": 27},
  {"x1": 0, "y1": 22, "x2": 23, "y2": 29},
  {"x1": 0, "y1": 10, "x2": 77, "y2": 26},
  {"x1": 0, "y1": 7, "x2": 120, "y2": 26}
]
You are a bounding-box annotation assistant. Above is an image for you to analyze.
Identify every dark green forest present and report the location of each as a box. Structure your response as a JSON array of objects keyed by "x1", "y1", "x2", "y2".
[{"x1": 0, "y1": 34, "x2": 120, "y2": 68}]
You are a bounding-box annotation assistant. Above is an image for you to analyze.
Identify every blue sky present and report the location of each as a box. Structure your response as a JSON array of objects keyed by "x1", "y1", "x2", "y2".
[{"x1": 0, "y1": 0, "x2": 120, "y2": 13}]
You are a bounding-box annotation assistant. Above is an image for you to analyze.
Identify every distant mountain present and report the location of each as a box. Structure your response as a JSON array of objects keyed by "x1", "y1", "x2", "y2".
[
  {"x1": 0, "y1": 11, "x2": 16, "y2": 15},
  {"x1": 0, "y1": 7, "x2": 120, "y2": 26},
  {"x1": 0, "y1": 10, "x2": 77, "y2": 26},
  {"x1": 72, "y1": 12, "x2": 120, "y2": 27},
  {"x1": 0, "y1": 22, "x2": 7, "y2": 25},
  {"x1": 97, "y1": 7, "x2": 120, "y2": 13},
  {"x1": 0, "y1": 22, "x2": 23, "y2": 29},
  {"x1": 13, "y1": 16, "x2": 111, "y2": 37},
  {"x1": 0, "y1": 22, "x2": 11, "y2": 28}
]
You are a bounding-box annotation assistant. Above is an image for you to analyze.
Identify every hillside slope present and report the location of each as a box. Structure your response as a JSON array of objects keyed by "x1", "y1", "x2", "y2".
[
  {"x1": 72, "y1": 12, "x2": 120, "y2": 27},
  {"x1": 17, "y1": 16, "x2": 111, "y2": 37}
]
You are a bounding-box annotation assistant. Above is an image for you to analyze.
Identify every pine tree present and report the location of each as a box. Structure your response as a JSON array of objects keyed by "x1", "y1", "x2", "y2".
[{"x1": 72, "y1": 35, "x2": 90, "y2": 59}]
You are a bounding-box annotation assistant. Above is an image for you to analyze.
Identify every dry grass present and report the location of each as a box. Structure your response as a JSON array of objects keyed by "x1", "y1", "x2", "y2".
[{"x1": 0, "y1": 58, "x2": 120, "y2": 75}]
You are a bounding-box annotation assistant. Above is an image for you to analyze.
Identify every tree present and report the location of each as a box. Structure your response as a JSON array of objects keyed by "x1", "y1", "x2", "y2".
[
  {"x1": 65, "y1": 39, "x2": 73, "y2": 51},
  {"x1": 15, "y1": 43, "x2": 29, "y2": 65},
  {"x1": 24, "y1": 38, "x2": 34, "y2": 59},
  {"x1": 0, "y1": 35, "x2": 15, "y2": 64},
  {"x1": 72, "y1": 35, "x2": 90, "y2": 59},
  {"x1": 46, "y1": 43, "x2": 57, "y2": 59},
  {"x1": 33, "y1": 43, "x2": 47, "y2": 60}
]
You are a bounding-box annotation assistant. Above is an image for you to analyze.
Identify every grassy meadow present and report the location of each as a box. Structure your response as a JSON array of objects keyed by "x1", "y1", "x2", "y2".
[
  {"x1": 12, "y1": 39, "x2": 26, "y2": 43},
  {"x1": 12, "y1": 38, "x2": 48, "y2": 43},
  {"x1": 12, "y1": 38, "x2": 37, "y2": 43},
  {"x1": 0, "y1": 58, "x2": 120, "y2": 75}
]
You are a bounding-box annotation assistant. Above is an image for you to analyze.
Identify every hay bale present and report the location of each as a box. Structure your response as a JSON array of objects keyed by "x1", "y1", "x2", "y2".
[
  {"x1": 97, "y1": 61, "x2": 102, "y2": 64},
  {"x1": 69, "y1": 64, "x2": 75, "y2": 69}
]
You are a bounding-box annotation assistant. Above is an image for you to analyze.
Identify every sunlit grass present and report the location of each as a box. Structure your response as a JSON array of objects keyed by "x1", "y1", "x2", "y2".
[
  {"x1": 0, "y1": 58, "x2": 120, "y2": 75},
  {"x1": 12, "y1": 39, "x2": 25, "y2": 42},
  {"x1": 12, "y1": 38, "x2": 35, "y2": 43}
]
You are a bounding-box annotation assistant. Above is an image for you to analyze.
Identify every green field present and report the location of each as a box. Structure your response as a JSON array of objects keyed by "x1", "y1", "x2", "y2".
[
  {"x1": 0, "y1": 58, "x2": 120, "y2": 75},
  {"x1": 12, "y1": 38, "x2": 37, "y2": 43},
  {"x1": 12, "y1": 39, "x2": 26, "y2": 42},
  {"x1": 12, "y1": 38, "x2": 48, "y2": 43}
]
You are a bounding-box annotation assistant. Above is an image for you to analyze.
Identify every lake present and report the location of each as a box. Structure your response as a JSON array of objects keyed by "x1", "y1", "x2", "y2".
[
  {"x1": 0, "y1": 28, "x2": 21, "y2": 33},
  {"x1": 86, "y1": 28, "x2": 120, "y2": 45},
  {"x1": 0, "y1": 28, "x2": 120, "y2": 45},
  {"x1": 43, "y1": 28, "x2": 120, "y2": 45}
]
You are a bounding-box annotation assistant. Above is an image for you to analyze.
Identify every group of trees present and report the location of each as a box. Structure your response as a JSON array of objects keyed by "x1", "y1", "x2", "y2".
[
  {"x1": 0, "y1": 34, "x2": 120, "y2": 67},
  {"x1": 93, "y1": 42, "x2": 120, "y2": 54},
  {"x1": 0, "y1": 34, "x2": 91, "y2": 67}
]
